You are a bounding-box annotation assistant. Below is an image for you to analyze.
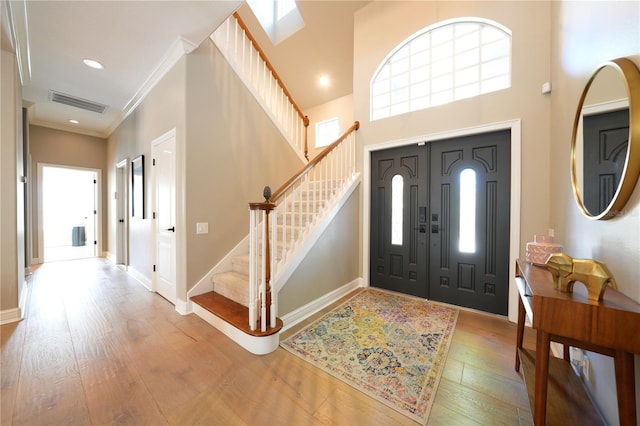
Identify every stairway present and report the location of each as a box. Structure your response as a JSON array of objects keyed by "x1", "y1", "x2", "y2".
[{"x1": 190, "y1": 183, "x2": 334, "y2": 354}]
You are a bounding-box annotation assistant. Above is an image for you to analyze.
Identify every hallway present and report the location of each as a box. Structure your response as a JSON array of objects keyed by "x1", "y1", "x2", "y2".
[{"x1": 1, "y1": 258, "x2": 534, "y2": 425}]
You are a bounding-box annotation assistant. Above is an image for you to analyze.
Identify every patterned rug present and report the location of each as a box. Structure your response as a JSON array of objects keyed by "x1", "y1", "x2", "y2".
[{"x1": 280, "y1": 288, "x2": 458, "y2": 424}]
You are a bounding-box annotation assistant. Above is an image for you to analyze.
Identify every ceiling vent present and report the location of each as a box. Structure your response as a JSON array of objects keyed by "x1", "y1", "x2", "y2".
[{"x1": 48, "y1": 90, "x2": 107, "y2": 114}]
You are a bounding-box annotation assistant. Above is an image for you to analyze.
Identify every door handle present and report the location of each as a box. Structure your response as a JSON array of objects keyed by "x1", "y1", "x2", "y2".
[
  {"x1": 119, "y1": 219, "x2": 124, "y2": 223},
  {"x1": 413, "y1": 225, "x2": 427, "y2": 233},
  {"x1": 166, "y1": 226, "x2": 175, "y2": 232}
]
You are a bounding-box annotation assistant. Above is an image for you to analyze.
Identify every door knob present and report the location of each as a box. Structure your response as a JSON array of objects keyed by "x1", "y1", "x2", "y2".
[{"x1": 166, "y1": 226, "x2": 175, "y2": 232}]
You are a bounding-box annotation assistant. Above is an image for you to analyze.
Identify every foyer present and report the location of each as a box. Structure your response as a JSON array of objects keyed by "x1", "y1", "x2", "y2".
[{"x1": 1, "y1": 257, "x2": 535, "y2": 425}]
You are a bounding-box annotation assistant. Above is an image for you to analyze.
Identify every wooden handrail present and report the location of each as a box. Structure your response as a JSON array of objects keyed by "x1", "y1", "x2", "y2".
[
  {"x1": 271, "y1": 121, "x2": 360, "y2": 201},
  {"x1": 233, "y1": 12, "x2": 309, "y2": 128}
]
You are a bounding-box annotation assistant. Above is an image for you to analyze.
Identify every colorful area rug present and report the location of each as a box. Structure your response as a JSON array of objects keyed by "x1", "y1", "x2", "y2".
[{"x1": 280, "y1": 288, "x2": 458, "y2": 424}]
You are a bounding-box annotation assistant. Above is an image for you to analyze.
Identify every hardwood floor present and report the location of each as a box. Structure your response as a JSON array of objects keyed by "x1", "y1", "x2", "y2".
[{"x1": 1, "y1": 258, "x2": 536, "y2": 425}]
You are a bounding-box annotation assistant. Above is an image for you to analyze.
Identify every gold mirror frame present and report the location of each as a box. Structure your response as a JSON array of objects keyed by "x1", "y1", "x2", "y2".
[{"x1": 571, "y1": 57, "x2": 640, "y2": 220}]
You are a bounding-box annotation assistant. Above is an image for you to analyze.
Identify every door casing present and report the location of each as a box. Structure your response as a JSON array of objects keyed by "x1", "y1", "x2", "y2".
[
  {"x1": 115, "y1": 158, "x2": 129, "y2": 267},
  {"x1": 152, "y1": 129, "x2": 177, "y2": 305},
  {"x1": 363, "y1": 120, "x2": 522, "y2": 322}
]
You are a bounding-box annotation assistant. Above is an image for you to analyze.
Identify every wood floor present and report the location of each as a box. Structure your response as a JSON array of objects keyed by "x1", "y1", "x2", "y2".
[{"x1": 1, "y1": 258, "x2": 536, "y2": 425}]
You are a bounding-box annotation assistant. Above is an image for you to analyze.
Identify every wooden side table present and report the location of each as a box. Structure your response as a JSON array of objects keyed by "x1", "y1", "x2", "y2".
[{"x1": 515, "y1": 259, "x2": 640, "y2": 425}]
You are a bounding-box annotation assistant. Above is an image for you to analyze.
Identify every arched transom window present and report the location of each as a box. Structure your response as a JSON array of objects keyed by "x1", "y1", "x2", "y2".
[{"x1": 371, "y1": 18, "x2": 512, "y2": 121}]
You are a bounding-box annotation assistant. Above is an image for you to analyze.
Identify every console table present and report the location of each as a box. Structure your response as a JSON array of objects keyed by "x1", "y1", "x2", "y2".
[{"x1": 515, "y1": 259, "x2": 640, "y2": 425}]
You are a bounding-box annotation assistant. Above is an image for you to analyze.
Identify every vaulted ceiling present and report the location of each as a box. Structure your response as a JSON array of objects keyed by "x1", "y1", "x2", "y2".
[{"x1": 2, "y1": 1, "x2": 369, "y2": 138}]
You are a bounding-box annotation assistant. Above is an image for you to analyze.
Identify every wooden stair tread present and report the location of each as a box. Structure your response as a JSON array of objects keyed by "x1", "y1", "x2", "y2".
[
  {"x1": 191, "y1": 292, "x2": 282, "y2": 337},
  {"x1": 518, "y1": 348, "x2": 604, "y2": 425}
]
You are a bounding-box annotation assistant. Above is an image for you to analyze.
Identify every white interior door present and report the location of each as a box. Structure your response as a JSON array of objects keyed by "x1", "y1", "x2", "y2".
[
  {"x1": 115, "y1": 159, "x2": 129, "y2": 266},
  {"x1": 152, "y1": 130, "x2": 177, "y2": 304}
]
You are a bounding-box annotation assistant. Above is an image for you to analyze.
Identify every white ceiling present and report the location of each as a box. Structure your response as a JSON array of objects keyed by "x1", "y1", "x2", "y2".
[{"x1": 3, "y1": 0, "x2": 369, "y2": 139}]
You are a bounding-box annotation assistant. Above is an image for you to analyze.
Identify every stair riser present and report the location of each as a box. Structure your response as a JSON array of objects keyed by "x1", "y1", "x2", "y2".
[{"x1": 212, "y1": 272, "x2": 250, "y2": 307}]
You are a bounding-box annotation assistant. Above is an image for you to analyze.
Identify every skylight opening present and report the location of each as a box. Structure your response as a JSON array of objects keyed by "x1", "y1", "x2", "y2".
[
  {"x1": 277, "y1": 0, "x2": 296, "y2": 20},
  {"x1": 247, "y1": 0, "x2": 305, "y2": 45}
]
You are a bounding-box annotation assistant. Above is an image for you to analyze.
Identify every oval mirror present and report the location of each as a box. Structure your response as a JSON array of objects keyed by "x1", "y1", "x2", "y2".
[{"x1": 571, "y1": 58, "x2": 640, "y2": 220}]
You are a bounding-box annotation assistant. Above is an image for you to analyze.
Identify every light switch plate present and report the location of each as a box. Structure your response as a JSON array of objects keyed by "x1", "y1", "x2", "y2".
[{"x1": 196, "y1": 222, "x2": 208, "y2": 234}]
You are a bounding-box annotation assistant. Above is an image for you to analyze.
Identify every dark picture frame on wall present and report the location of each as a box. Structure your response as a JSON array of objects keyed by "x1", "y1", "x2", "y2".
[{"x1": 132, "y1": 155, "x2": 145, "y2": 218}]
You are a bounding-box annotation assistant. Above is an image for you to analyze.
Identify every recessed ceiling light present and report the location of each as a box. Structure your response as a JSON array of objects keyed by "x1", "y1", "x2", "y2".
[
  {"x1": 319, "y1": 75, "x2": 330, "y2": 88},
  {"x1": 69, "y1": 119, "x2": 79, "y2": 124},
  {"x1": 83, "y1": 58, "x2": 104, "y2": 70}
]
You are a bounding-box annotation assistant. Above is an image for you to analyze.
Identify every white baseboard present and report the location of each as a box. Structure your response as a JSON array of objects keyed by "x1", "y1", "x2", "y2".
[
  {"x1": 280, "y1": 277, "x2": 364, "y2": 332},
  {"x1": 2, "y1": 277, "x2": 30, "y2": 325},
  {"x1": 0, "y1": 307, "x2": 23, "y2": 325},
  {"x1": 127, "y1": 266, "x2": 152, "y2": 291},
  {"x1": 175, "y1": 298, "x2": 189, "y2": 315}
]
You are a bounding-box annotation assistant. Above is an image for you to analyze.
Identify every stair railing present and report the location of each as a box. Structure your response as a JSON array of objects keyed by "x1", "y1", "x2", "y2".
[
  {"x1": 248, "y1": 122, "x2": 360, "y2": 332},
  {"x1": 211, "y1": 12, "x2": 310, "y2": 161}
]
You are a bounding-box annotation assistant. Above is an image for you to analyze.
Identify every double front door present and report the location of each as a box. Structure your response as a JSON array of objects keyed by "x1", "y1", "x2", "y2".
[{"x1": 370, "y1": 130, "x2": 511, "y2": 315}]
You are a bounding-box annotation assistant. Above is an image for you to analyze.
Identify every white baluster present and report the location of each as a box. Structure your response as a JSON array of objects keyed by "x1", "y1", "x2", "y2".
[
  {"x1": 270, "y1": 210, "x2": 278, "y2": 329},
  {"x1": 261, "y1": 215, "x2": 267, "y2": 332},
  {"x1": 248, "y1": 209, "x2": 256, "y2": 331},
  {"x1": 282, "y1": 192, "x2": 287, "y2": 261}
]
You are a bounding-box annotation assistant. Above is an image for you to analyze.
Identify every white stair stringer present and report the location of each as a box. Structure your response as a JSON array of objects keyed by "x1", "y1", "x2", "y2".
[
  {"x1": 271, "y1": 173, "x2": 361, "y2": 294},
  {"x1": 209, "y1": 18, "x2": 307, "y2": 164},
  {"x1": 198, "y1": 174, "x2": 359, "y2": 307}
]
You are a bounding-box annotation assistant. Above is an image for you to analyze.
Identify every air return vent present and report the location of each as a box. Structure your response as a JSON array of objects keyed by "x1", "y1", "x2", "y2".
[{"x1": 48, "y1": 90, "x2": 107, "y2": 114}]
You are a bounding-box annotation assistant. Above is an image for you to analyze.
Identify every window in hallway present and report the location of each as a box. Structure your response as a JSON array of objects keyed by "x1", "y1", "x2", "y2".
[{"x1": 371, "y1": 18, "x2": 512, "y2": 121}]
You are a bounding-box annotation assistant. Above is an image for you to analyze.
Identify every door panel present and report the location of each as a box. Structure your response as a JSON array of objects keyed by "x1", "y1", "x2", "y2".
[
  {"x1": 583, "y1": 108, "x2": 629, "y2": 215},
  {"x1": 153, "y1": 131, "x2": 177, "y2": 304},
  {"x1": 429, "y1": 130, "x2": 510, "y2": 315},
  {"x1": 370, "y1": 145, "x2": 428, "y2": 298}
]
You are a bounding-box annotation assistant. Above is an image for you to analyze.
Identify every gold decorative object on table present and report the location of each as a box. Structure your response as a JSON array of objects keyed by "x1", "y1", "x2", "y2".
[{"x1": 545, "y1": 253, "x2": 618, "y2": 302}]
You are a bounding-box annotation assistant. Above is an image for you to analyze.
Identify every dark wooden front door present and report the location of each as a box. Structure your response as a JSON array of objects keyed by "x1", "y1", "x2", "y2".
[
  {"x1": 370, "y1": 145, "x2": 429, "y2": 298},
  {"x1": 370, "y1": 130, "x2": 511, "y2": 315},
  {"x1": 429, "y1": 130, "x2": 511, "y2": 315}
]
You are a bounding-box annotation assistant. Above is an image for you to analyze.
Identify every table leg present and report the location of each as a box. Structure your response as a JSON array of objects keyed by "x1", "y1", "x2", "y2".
[
  {"x1": 534, "y1": 330, "x2": 551, "y2": 426},
  {"x1": 614, "y1": 350, "x2": 636, "y2": 426},
  {"x1": 515, "y1": 296, "x2": 525, "y2": 372}
]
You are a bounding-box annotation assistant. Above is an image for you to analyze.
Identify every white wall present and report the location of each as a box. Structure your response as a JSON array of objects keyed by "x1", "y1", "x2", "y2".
[{"x1": 550, "y1": 2, "x2": 640, "y2": 423}]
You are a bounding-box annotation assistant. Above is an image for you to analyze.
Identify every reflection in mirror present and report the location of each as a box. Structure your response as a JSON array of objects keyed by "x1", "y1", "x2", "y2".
[{"x1": 571, "y1": 58, "x2": 640, "y2": 220}]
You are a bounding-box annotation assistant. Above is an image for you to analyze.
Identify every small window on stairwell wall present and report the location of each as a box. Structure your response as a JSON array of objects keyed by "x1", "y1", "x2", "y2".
[
  {"x1": 315, "y1": 117, "x2": 340, "y2": 148},
  {"x1": 247, "y1": 0, "x2": 305, "y2": 45}
]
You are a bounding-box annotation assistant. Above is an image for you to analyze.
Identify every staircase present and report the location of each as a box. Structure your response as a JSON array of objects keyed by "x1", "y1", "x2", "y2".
[{"x1": 190, "y1": 12, "x2": 359, "y2": 355}]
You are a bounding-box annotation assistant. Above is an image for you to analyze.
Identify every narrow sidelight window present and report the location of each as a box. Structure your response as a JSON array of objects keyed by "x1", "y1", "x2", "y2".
[
  {"x1": 459, "y1": 168, "x2": 476, "y2": 253},
  {"x1": 391, "y1": 174, "x2": 404, "y2": 245}
]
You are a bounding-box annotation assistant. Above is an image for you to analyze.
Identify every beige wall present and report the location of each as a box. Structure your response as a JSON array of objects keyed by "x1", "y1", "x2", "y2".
[
  {"x1": 183, "y1": 41, "x2": 302, "y2": 289},
  {"x1": 306, "y1": 94, "x2": 354, "y2": 160},
  {"x1": 107, "y1": 55, "x2": 187, "y2": 294},
  {"x1": 106, "y1": 39, "x2": 303, "y2": 302},
  {"x1": 354, "y1": 1, "x2": 551, "y2": 319},
  {"x1": 549, "y1": 1, "x2": 640, "y2": 423},
  {"x1": 1, "y1": 46, "x2": 26, "y2": 316},
  {"x1": 29, "y1": 125, "x2": 108, "y2": 261},
  {"x1": 279, "y1": 187, "x2": 361, "y2": 315}
]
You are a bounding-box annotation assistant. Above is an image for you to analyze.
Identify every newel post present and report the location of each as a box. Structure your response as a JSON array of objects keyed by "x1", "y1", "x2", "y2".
[{"x1": 248, "y1": 186, "x2": 276, "y2": 332}]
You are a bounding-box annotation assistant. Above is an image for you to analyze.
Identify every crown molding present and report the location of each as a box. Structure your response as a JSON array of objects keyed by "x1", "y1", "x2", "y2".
[
  {"x1": 107, "y1": 37, "x2": 198, "y2": 136},
  {"x1": 5, "y1": 0, "x2": 31, "y2": 85}
]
